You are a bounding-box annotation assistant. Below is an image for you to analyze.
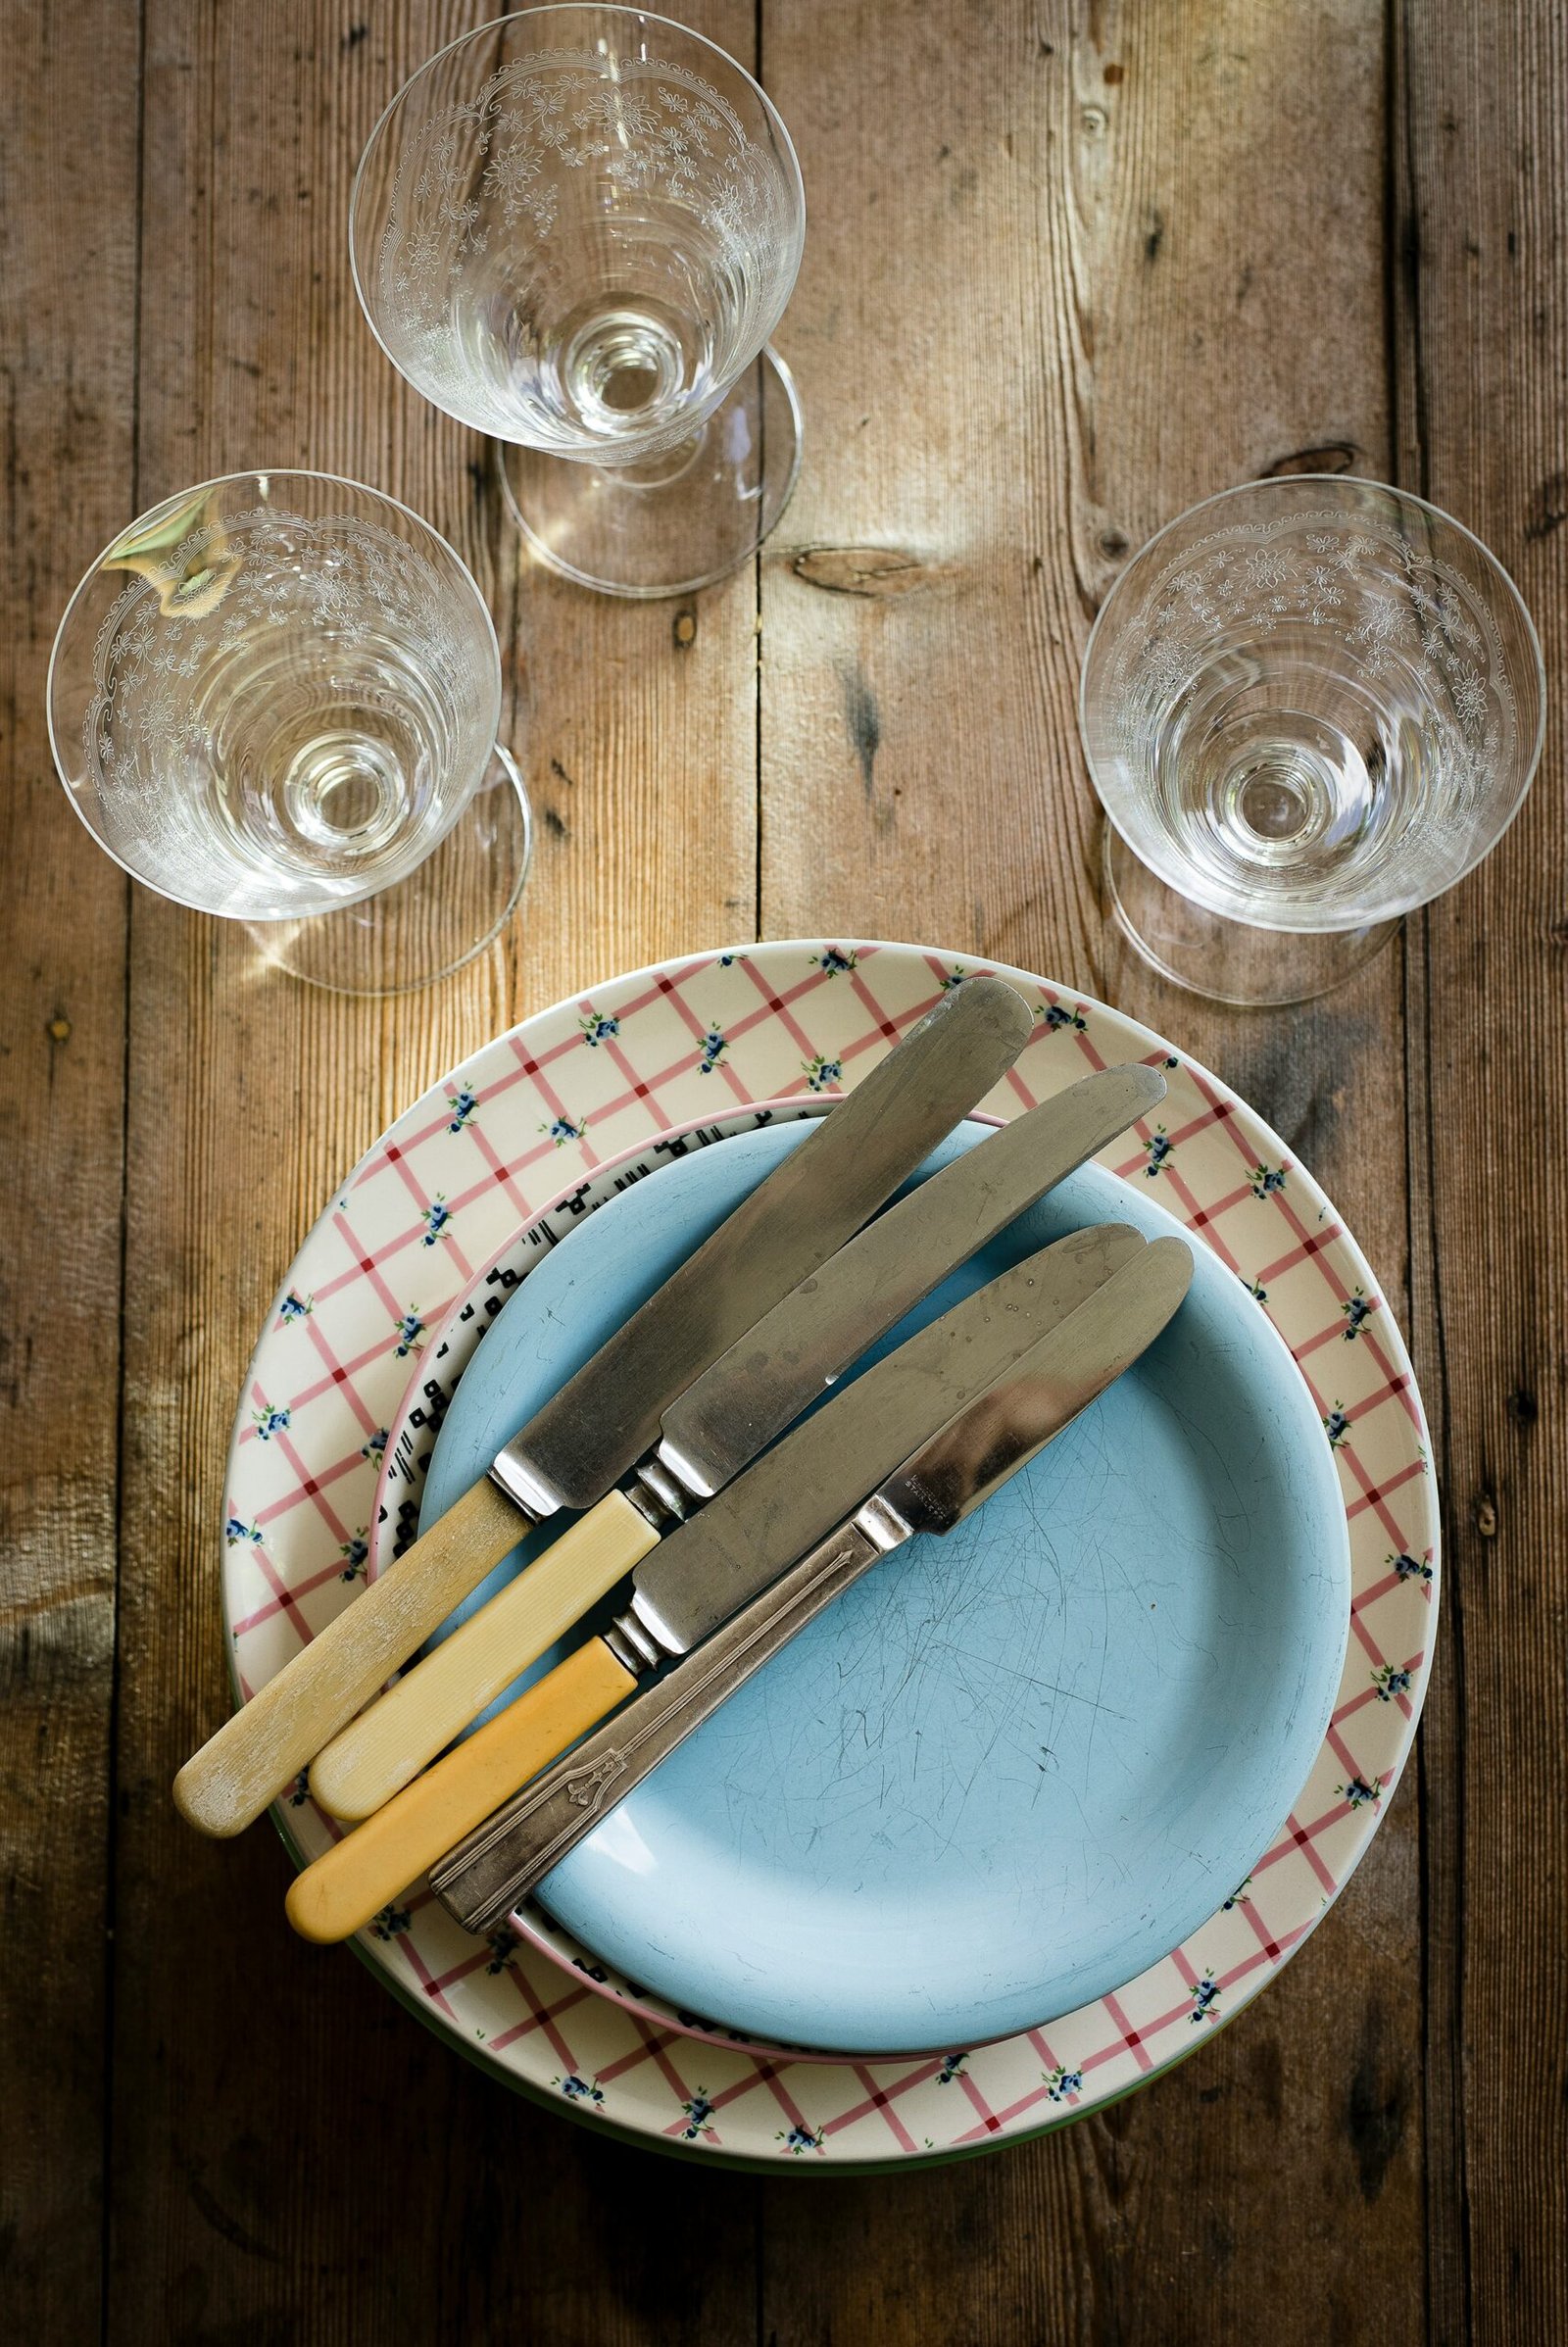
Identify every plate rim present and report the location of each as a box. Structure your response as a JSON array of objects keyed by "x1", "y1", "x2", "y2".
[
  {"x1": 415, "y1": 1126, "x2": 1352, "y2": 2054},
  {"x1": 220, "y1": 938, "x2": 1439, "y2": 2168}
]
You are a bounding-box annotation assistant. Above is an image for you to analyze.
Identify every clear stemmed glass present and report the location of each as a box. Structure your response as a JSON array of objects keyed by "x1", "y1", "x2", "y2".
[
  {"x1": 47, "y1": 470, "x2": 531, "y2": 996},
  {"x1": 350, "y1": 6, "x2": 806, "y2": 600},
  {"x1": 1080, "y1": 476, "x2": 1545, "y2": 1006}
]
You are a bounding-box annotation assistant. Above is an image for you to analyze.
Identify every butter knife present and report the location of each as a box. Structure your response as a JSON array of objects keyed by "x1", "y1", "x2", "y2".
[
  {"x1": 431, "y1": 1235, "x2": 1194, "y2": 1933},
  {"x1": 174, "y1": 974, "x2": 1034, "y2": 1836},
  {"x1": 310, "y1": 1060, "x2": 1166, "y2": 1822},
  {"x1": 284, "y1": 1222, "x2": 1151, "y2": 1941}
]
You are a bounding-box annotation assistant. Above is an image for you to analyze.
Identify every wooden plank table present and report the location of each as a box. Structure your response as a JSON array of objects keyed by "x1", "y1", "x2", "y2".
[{"x1": 2, "y1": 2, "x2": 1563, "y2": 2338}]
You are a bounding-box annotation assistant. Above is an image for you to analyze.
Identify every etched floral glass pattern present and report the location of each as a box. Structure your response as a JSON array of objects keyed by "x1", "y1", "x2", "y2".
[
  {"x1": 48, "y1": 472, "x2": 504, "y2": 922},
  {"x1": 350, "y1": 11, "x2": 805, "y2": 462},
  {"x1": 1081, "y1": 477, "x2": 1544, "y2": 933}
]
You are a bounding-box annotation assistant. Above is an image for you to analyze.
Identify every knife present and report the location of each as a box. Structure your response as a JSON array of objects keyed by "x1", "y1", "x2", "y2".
[
  {"x1": 433, "y1": 1235, "x2": 1194, "y2": 1933},
  {"x1": 309, "y1": 1060, "x2": 1167, "y2": 1823},
  {"x1": 283, "y1": 1221, "x2": 1147, "y2": 1942},
  {"x1": 173, "y1": 974, "x2": 1035, "y2": 1837}
]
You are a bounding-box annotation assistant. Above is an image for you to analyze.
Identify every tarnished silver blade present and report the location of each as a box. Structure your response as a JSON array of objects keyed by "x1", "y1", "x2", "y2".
[
  {"x1": 489, "y1": 975, "x2": 1033, "y2": 1516},
  {"x1": 431, "y1": 1238, "x2": 1192, "y2": 1932},
  {"x1": 657, "y1": 1063, "x2": 1167, "y2": 1499},
  {"x1": 628, "y1": 1222, "x2": 1145, "y2": 1656},
  {"x1": 878, "y1": 1236, "x2": 1195, "y2": 1536}
]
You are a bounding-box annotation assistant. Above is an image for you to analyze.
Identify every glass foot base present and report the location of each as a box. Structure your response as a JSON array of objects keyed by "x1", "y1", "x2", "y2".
[
  {"x1": 246, "y1": 746, "x2": 532, "y2": 997},
  {"x1": 1102, "y1": 825, "x2": 1400, "y2": 1007},
  {"x1": 498, "y1": 346, "x2": 803, "y2": 599}
]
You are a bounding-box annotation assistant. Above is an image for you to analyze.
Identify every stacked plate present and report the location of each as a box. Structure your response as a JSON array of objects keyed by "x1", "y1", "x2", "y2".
[{"x1": 224, "y1": 942, "x2": 1438, "y2": 2165}]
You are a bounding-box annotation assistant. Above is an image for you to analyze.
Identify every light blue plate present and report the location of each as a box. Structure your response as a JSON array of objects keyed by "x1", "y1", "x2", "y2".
[{"x1": 421, "y1": 1122, "x2": 1350, "y2": 2055}]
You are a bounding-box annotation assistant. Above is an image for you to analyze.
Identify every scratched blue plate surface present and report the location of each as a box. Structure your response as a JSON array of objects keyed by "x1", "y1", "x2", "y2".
[{"x1": 421, "y1": 1121, "x2": 1349, "y2": 2055}]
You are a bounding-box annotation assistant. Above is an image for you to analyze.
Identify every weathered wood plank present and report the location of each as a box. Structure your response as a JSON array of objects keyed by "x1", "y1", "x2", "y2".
[
  {"x1": 1393, "y1": 4, "x2": 1568, "y2": 2340},
  {"x1": 0, "y1": 2, "x2": 140, "y2": 2336},
  {"x1": 0, "y1": 0, "x2": 1559, "y2": 2333},
  {"x1": 759, "y1": 2, "x2": 1425, "y2": 2341},
  {"x1": 104, "y1": 3, "x2": 760, "y2": 2338}
]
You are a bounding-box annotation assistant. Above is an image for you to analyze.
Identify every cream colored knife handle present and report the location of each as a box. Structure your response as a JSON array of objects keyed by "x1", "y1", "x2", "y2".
[
  {"x1": 434, "y1": 1518, "x2": 886, "y2": 1932},
  {"x1": 285, "y1": 1637, "x2": 639, "y2": 1944},
  {"x1": 309, "y1": 1491, "x2": 660, "y2": 1822},
  {"x1": 172, "y1": 1476, "x2": 529, "y2": 1838}
]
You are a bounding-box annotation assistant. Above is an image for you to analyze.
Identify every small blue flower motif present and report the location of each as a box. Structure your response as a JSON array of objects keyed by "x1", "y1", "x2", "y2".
[
  {"x1": 1342, "y1": 1290, "x2": 1376, "y2": 1340},
  {"x1": 579, "y1": 1010, "x2": 619, "y2": 1048},
  {"x1": 1250, "y1": 1162, "x2": 1288, "y2": 1199},
  {"x1": 777, "y1": 2123, "x2": 825, "y2": 2156},
  {"x1": 486, "y1": 1928, "x2": 519, "y2": 1976},
  {"x1": 802, "y1": 1052, "x2": 843, "y2": 1094},
  {"x1": 1043, "y1": 2064, "x2": 1083, "y2": 2102},
  {"x1": 1392, "y1": 1548, "x2": 1435, "y2": 1588},
  {"x1": 541, "y1": 1114, "x2": 587, "y2": 1148},
  {"x1": 716, "y1": 951, "x2": 745, "y2": 968},
  {"x1": 1323, "y1": 1402, "x2": 1352, "y2": 1449},
  {"x1": 252, "y1": 1403, "x2": 291, "y2": 1442},
  {"x1": 940, "y1": 964, "x2": 969, "y2": 991},
  {"x1": 810, "y1": 945, "x2": 858, "y2": 978},
  {"x1": 1339, "y1": 1775, "x2": 1383, "y2": 1810},
  {"x1": 697, "y1": 1026, "x2": 728, "y2": 1075},
  {"x1": 361, "y1": 1426, "x2": 389, "y2": 1461},
  {"x1": 392, "y1": 1310, "x2": 425, "y2": 1359},
  {"x1": 278, "y1": 1289, "x2": 313, "y2": 1324},
  {"x1": 339, "y1": 1531, "x2": 369, "y2": 1582},
  {"x1": 1143, "y1": 1126, "x2": 1173, "y2": 1177},
  {"x1": 678, "y1": 2091, "x2": 716, "y2": 2141},
  {"x1": 1245, "y1": 1277, "x2": 1269, "y2": 1305},
  {"x1": 1373, "y1": 1661, "x2": 1413, "y2": 1703},
  {"x1": 1190, "y1": 1975, "x2": 1222, "y2": 2026},
  {"x1": 445, "y1": 1084, "x2": 479, "y2": 1135},
  {"x1": 419, "y1": 1195, "x2": 454, "y2": 1247},
  {"x1": 936, "y1": 2051, "x2": 967, "y2": 2085},
  {"x1": 1041, "y1": 1002, "x2": 1088, "y2": 1033},
  {"x1": 555, "y1": 2073, "x2": 605, "y2": 2106},
  {"x1": 1162, "y1": 1055, "x2": 1180, "y2": 1070},
  {"x1": 224, "y1": 1514, "x2": 262, "y2": 1547},
  {"x1": 370, "y1": 1903, "x2": 413, "y2": 1940},
  {"x1": 287, "y1": 1768, "x2": 310, "y2": 1808},
  {"x1": 1222, "y1": 1877, "x2": 1252, "y2": 1911}
]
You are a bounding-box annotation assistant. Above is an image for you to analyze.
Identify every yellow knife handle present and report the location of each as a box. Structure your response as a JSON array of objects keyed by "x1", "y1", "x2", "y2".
[
  {"x1": 310, "y1": 1490, "x2": 660, "y2": 1822},
  {"x1": 172, "y1": 1476, "x2": 529, "y2": 1838},
  {"x1": 284, "y1": 1637, "x2": 638, "y2": 1944}
]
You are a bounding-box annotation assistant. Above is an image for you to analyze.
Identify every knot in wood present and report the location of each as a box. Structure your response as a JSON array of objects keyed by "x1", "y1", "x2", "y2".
[{"x1": 791, "y1": 547, "x2": 947, "y2": 599}]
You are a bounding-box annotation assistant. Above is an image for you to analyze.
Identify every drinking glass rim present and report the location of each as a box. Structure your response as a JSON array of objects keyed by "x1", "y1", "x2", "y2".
[
  {"x1": 1077, "y1": 472, "x2": 1547, "y2": 933},
  {"x1": 46, "y1": 465, "x2": 505, "y2": 922},
  {"x1": 347, "y1": 4, "x2": 807, "y2": 405}
]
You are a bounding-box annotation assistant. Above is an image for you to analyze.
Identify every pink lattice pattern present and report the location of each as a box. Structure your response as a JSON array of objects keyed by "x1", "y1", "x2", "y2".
[{"x1": 222, "y1": 943, "x2": 1436, "y2": 2165}]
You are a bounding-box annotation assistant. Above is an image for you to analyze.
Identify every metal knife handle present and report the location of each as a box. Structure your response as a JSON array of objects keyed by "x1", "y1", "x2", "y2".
[
  {"x1": 284, "y1": 1636, "x2": 641, "y2": 1945},
  {"x1": 430, "y1": 1498, "x2": 912, "y2": 1935}
]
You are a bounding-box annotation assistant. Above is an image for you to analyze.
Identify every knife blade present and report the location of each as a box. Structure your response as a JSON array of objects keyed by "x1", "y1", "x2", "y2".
[
  {"x1": 173, "y1": 974, "x2": 1034, "y2": 1837},
  {"x1": 310, "y1": 1060, "x2": 1167, "y2": 1822},
  {"x1": 432, "y1": 1235, "x2": 1194, "y2": 1932},
  {"x1": 282, "y1": 1222, "x2": 1148, "y2": 1942}
]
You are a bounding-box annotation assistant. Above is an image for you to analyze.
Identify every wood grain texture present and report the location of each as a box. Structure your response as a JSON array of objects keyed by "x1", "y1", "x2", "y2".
[
  {"x1": 757, "y1": 9, "x2": 1425, "y2": 2342},
  {"x1": 0, "y1": 0, "x2": 1564, "y2": 2338},
  {"x1": 0, "y1": 2, "x2": 140, "y2": 2338},
  {"x1": 1392, "y1": 5, "x2": 1568, "y2": 2342},
  {"x1": 102, "y1": 2, "x2": 758, "y2": 2337}
]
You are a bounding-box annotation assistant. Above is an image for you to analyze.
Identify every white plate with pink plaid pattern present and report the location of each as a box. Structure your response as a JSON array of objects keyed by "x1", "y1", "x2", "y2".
[{"x1": 224, "y1": 941, "x2": 1437, "y2": 2166}]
